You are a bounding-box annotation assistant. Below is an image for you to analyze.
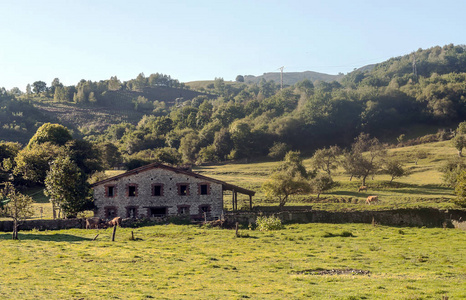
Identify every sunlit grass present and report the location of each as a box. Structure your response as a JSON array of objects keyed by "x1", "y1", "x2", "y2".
[
  {"x1": 194, "y1": 140, "x2": 459, "y2": 211},
  {"x1": 0, "y1": 223, "x2": 464, "y2": 299}
]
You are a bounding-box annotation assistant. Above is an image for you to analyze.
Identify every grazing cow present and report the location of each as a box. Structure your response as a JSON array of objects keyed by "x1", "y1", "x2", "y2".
[
  {"x1": 366, "y1": 195, "x2": 378, "y2": 205},
  {"x1": 358, "y1": 185, "x2": 367, "y2": 192},
  {"x1": 107, "y1": 216, "x2": 122, "y2": 227},
  {"x1": 86, "y1": 217, "x2": 103, "y2": 229}
]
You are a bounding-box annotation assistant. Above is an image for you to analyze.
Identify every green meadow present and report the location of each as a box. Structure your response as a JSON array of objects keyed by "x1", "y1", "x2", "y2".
[
  {"x1": 1, "y1": 223, "x2": 465, "y2": 299},
  {"x1": 195, "y1": 140, "x2": 458, "y2": 211}
]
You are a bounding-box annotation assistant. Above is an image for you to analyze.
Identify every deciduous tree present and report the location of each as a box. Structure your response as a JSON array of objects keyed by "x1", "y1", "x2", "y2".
[
  {"x1": 0, "y1": 182, "x2": 34, "y2": 239},
  {"x1": 44, "y1": 156, "x2": 92, "y2": 218},
  {"x1": 262, "y1": 151, "x2": 311, "y2": 208},
  {"x1": 311, "y1": 145, "x2": 342, "y2": 175}
]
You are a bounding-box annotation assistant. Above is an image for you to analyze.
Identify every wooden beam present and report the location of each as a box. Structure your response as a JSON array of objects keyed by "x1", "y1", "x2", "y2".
[{"x1": 249, "y1": 195, "x2": 253, "y2": 210}]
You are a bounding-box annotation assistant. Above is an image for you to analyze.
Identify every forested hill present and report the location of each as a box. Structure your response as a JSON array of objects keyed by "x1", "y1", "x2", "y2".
[
  {"x1": 244, "y1": 71, "x2": 344, "y2": 85},
  {"x1": 1, "y1": 44, "x2": 466, "y2": 169}
]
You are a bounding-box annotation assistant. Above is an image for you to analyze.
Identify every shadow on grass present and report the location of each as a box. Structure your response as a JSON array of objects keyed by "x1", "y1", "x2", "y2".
[{"x1": 0, "y1": 233, "x2": 92, "y2": 242}]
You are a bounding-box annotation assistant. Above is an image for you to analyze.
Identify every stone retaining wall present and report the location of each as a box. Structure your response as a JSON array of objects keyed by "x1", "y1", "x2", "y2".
[
  {"x1": 1, "y1": 208, "x2": 465, "y2": 232},
  {"x1": 225, "y1": 208, "x2": 466, "y2": 229}
]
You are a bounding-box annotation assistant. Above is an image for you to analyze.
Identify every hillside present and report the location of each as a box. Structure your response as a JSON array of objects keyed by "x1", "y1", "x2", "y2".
[{"x1": 243, "y1": 70, "x2": 345, "y2": 85}]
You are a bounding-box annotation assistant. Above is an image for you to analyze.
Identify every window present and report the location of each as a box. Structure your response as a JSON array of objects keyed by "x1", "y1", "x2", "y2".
[
  {"x1": 105, "y1": 185, "x2": 116, "y2": 197},
  {"x1": 105, "y1": 206, "x2": 117, "y2": 219},
  {"x1": 128, "y1": 186, "x2": 136, "y2": 197},
  {"x1": 126, "y1": 207, "x2": 138, "y2": 218},
  {"x1": 200, "y1": 205, "x2": 210, "y2": 213},
  {"x1": 126, "y1": 184, "x2": 138, "y2": 197},
  {"x1": 199, "y1": 183, "x2": 209, "y2": 195},
  {"x1": 152, "y1": 184, "x2": 163, "y2": 196},
  {"x1": 178, "y1": 183, "x2": 189, "y2": 196},
  {"x1": 178, "y1": 206, "x2": 190, "y2": 215},
  {"x1": 149, "y1": 207, "x2": 167, "y2": 217}
]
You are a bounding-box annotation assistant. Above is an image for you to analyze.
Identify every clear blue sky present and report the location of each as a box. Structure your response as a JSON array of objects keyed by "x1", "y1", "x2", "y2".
[{"x1": 1, "y1": 0, "x2": 464, "y2": 91}]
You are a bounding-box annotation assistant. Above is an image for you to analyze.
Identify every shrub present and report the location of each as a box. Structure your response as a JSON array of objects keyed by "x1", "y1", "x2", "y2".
[{"x1": 256, "y1": 215, "x2": 284, "y2": 231}]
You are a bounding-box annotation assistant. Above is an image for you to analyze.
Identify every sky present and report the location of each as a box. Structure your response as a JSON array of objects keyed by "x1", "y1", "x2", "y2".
[{"x1": 1, "y1": 0, "x2": 465, "y2": 91}]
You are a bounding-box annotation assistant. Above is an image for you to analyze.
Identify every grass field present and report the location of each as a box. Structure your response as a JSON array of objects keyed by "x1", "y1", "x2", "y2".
[
  {"x1": 194, "y1": 140, "x2": 459, "y2": 211},
  {"x1": 1, "y1": 223, "x2": 465, "y2": 299}
]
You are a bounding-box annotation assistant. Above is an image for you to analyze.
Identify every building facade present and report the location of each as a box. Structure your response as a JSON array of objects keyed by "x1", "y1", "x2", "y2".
[{"x1": 91, "y1": 163, "x2": 255, "y2": 220}]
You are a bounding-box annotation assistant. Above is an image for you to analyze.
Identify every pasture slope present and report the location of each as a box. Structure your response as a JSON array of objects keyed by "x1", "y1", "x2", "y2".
[
  {"x1": 194, "y1": 140, "x2": 459, "y2": 212},
  {"x1": 0, "y1": 223, "x2": 465, "y2": 299}
]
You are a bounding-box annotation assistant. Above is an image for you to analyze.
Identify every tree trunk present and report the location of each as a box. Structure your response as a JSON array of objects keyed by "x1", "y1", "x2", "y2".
[
  {"x1": 362, "y1": 175, "x2": 367, "y2": 186},
  {"x1": 12, "y1": 219, "x2": 18, "y2": 240},
  {"x1": 279, "y1": 196, "x2": 288, "y2": 210},
  {"x1": 52, "y1": 202, "x2": 56, "y2": 219}
]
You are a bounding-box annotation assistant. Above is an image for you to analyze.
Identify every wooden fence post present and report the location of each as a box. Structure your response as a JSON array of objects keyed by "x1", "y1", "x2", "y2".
[{"x1": 112, "y1": 225, "x2": 117, "y2": 242}]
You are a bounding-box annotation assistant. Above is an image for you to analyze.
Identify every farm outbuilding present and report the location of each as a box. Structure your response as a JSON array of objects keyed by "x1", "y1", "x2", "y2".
[{"x1": 91, "y1": 163, "x2": 255, "y2": 220}]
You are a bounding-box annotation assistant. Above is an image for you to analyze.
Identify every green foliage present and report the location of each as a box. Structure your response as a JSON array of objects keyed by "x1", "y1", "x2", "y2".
[
  {"x1": 0, "y1": 182, "x2": 34, "y2": 239},
  {"x1": 311, "y1": 145, "x2": 341, "y2": 175},
  {"x1": 44, "y1": 156, "x2": 92, "y2": 218},
  {"x1": 27, "y1": 123, "x2": 73, "y2": 149},
  {"x1": 453, "y1": 170, "x2": 466, "y2": 207},
  {"x1": 310, "y1": 173, "x2": 334, "y2": 199},
  {"x1": 32, "y1": 81, "x2": 47, "y2": 94},
  {"x1": 439, "y1": 157, "x2": 466, "y2": 186},
  {"x1": 267, "y1": 142, "x2": 290, "y2": 160},
  {"x1": 343, "y1": 133, "x2": 386, "y2": 185},
  {"x1": 255, "y1": 214, "x2": 284, "y2": 231},
  {"x1": 383, "y1": 157, "x2": 408, "y2": 183},
  {"x1": 13, "y1": 142, "x2": 66, "y2": 183},
  {"x1": 452, "y1": 134, "x2": 466, "y2": 156},
  {"x1": 262, "y1": 151, "x2": 312, "y2": 208}
]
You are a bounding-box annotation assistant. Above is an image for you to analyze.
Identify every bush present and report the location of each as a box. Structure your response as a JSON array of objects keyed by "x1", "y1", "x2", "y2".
[{"x1": 256, "y1": 215, "x2": 284, "y2": 231}]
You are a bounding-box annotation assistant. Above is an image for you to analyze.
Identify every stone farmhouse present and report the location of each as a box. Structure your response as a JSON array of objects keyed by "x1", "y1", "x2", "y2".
[{"x1": 91, "y1": 163, "x2": 255, "y2": 220}]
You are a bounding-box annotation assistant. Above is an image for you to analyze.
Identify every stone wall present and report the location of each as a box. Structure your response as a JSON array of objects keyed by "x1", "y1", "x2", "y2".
[
  {"x1": 1, "y1": 208, "x2": 466, "y2": 232},
  {"x1": 225, "y1": 208, "x2": 466, "y2": 228},
  {"x1": 0, "y1": 218, "x2": 85, "y2": 232},
  {"x1": 93, "y1": 168, "x2": 224, "y2": 220}
]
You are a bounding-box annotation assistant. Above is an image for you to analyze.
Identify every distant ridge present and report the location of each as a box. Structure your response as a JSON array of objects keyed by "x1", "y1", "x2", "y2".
[{"x1": 243, "y1": 71, "x2": 344, "y2": 85}]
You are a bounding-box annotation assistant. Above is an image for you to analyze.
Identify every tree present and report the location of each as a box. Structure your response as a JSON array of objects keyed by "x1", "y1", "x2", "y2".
[
  {"x1": 439, "y1": 157, "x2": 466, "y2": 187},
  {"x1": 98, "y1": 142, "x2": 122, "y2": 169},
  {"x1": 267, "y1": 142, "x2": 290, "y2": 160},
  {"x1": 27, "y1": 123, "x2": 73, "y2": 149},
  {"x1": 235, "y1": 75, "x2": 244, "y2": 82},
  {"x1": 50, "y1": 78, "x2": 63, "y2": 93},
  {"x1": 454, "y1": 170, "x2": 466, "y2": 207},
  {"x1": 0, "y1": 182, "x2": 34, "y2": 239},
  {"x1": 108, "y1": 76, "x2": 122, "y2": 90},
  {"x1": 44, "y1": 156, "x2": 92, "y2": 218},
  {"x1": 179, "y1": 132, "x2": 200, "y2": 164},
  {"x1": 32, "y1": 81, "x2": 47, "y2": 94},
  {"x1": 262, "y1": 151, "x2": 311, "y2": 208},
  {"x1": 310, "y1": 173, "x2": 334, "y2": 200},
  {"x1": 13, "y1": 142, "x2": 65, "y2": 183},
  {"x1": 342, "y1": 133, "x2": 386, "y2": 186},
  {"x1": 413, "y1": 150, "x2": 428, "y2": 165},
  {"x1": 26, "y1": 84, "x2": 32, "y2": 95},
  {"x1": 311, "y1": 145, "x2": 342, "y2": 175},
  {"x1": 383, "y1": 158, "x2": 408, "y2": 183},
  {"x1": 452, "y1": 134, "x2": 466, "y2": 157}
]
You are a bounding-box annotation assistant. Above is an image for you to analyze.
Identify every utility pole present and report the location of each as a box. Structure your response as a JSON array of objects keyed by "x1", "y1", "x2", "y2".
[{"x1": 278, "y1": 66, "x2": 284, "y2": 90}]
